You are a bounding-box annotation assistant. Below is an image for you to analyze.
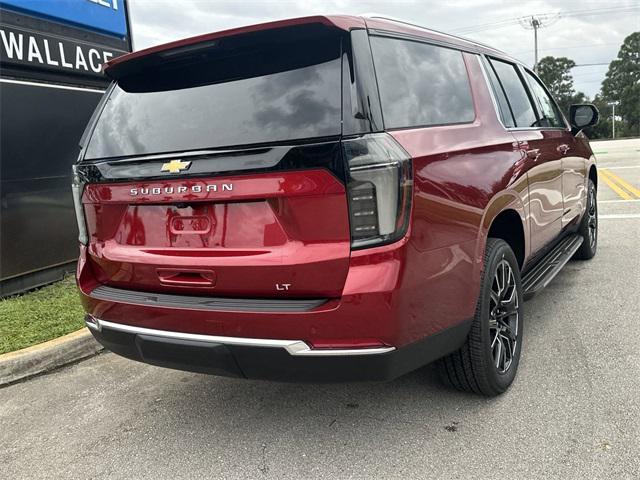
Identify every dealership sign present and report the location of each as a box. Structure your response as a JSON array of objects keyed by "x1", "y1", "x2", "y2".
[
  {"x1": 0, "y1": 24, "x2": 126, "y2": 77},
  {"x1": 0, "y1": 0, "x2": 127, "y2": 37}
]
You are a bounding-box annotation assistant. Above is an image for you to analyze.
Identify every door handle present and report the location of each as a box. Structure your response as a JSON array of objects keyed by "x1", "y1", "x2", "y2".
[
  {"x1": 525, "y1": 148, "x2": 541, "y2": 161},
  {"x1": 557, "y1": 144, "x2": 570, "y2": 155}
]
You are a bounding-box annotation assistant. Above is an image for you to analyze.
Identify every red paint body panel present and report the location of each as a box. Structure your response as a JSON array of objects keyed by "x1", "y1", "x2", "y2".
[
  {"x1": 82, "y1": 170, "x2": 351, "y2": 298},
  {"x1": 77, "y1": 15, "x2": 596, "y2": 369},
  {"x1": 381, "y1": 53, "x2": 530, "y2": 339},
  {"x1": 78, "y1": 243, "x2": 401, "y2": 345},
  {"x1": 78, "y1": 233, "x2": 475, "y2": 347},
  {"x1": 83, "y1": 170, "x2": 345, "y2": 204}
]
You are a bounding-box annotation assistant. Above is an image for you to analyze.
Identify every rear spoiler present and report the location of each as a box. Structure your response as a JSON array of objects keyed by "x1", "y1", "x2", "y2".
[{"x1": 103, "y1": 15, "x2": 365, "y2": 81}]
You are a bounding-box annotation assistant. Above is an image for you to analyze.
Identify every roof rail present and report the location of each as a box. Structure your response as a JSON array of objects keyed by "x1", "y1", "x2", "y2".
[{"x1": 361, "y1": 13, "x2": 507, "y2": 55}]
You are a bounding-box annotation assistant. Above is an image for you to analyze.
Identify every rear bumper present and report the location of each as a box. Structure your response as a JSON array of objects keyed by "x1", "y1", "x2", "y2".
[
  {"x1": 87, "y1": 315, "x2": 471, "y2": 382},
  {"x1": 78, "y1": 236, "x2": 479, "y2": 381}
]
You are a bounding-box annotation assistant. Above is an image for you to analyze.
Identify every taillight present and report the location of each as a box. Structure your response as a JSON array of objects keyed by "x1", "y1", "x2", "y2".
[
  {"x1": 71, "y1": 164, "x2": 88, "y2": 245},
  {"x1": 342, "y1": 133, "x2": 413, "y2": 249}
]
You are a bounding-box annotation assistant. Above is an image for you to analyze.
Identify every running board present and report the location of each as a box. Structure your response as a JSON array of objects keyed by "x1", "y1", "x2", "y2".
[{"x1": 522, "y1": 234, "x2": 583, "y2": 300}]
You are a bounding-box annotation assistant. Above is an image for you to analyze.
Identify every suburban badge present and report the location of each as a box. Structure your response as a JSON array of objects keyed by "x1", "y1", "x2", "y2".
[{"x1": 129, "y1": 183, "x2": 233, "y2": 196}]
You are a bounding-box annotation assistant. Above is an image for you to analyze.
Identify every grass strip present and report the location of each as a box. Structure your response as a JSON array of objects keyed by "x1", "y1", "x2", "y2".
[{"x1": 0, "y1": 276, "x2": 85, "y2": 355}]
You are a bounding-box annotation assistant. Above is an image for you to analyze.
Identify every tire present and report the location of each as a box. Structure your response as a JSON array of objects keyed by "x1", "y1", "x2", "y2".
[
  {"x1": 573, "y1": 179, "x2": 597, "y2": 260},
  {"x1": 436, "y1": 238, "x2": 524, "y2": 396}
]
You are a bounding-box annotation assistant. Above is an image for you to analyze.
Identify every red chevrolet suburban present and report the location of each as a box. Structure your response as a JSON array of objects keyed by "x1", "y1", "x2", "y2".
[{"x1": 73, "y1": 15, "x2": 599, "y2": 395}]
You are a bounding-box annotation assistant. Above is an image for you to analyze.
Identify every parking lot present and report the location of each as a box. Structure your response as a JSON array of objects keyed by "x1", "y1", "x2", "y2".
[{"x1": 1, "y1": 139, "x2": 639, "y2": 480}]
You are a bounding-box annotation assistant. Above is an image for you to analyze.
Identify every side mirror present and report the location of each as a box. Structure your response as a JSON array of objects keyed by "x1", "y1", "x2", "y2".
[{"x1": 569, "y1": 104, "x2": 599, "y2": 134}]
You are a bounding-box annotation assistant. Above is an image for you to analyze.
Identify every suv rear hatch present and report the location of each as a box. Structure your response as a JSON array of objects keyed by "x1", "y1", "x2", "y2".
[
  {"x1": 74, "y1": 21, "x2": 412, "y2": 299},
  {"x1": 76, "y1": 23, "x2": 350, "y2": 298}
]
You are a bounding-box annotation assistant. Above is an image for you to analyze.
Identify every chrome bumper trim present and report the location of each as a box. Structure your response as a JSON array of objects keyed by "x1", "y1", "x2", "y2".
[{"x1": 86, "y1": 317, "x2": 395, "y2": 357}]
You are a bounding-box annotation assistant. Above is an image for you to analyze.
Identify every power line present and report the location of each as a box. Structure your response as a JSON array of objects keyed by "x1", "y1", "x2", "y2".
[
  {"x1": 451, "y1": 5, "x2": 639, "y2": 35},
  {"x1": 451, "y1": 19, "x2": 519, "y2": 34},
  {"x1": 571, "y1": 73, "x2": 607, "y2": 79},
  {"x1": 452, "y1": 19, "x2": 520, "y2": 34},
  {"x1": 453, "y1": 5, "x2": 637, "y2": 71},
  {"x1": 563, "y1": 5, "x2": 640, "y2": 18},
  {"x1": 573, "y1": 62, "x2": 611, "y2": 67},
  {"x1": 510, "y1": 41, "x2": 620, "y2": 56}
]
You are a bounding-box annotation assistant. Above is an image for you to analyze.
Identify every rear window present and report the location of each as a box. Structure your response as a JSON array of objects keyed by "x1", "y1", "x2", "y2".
[
  {"x1": 370, "y1": 36, "x2": 475, "y2": 129},
  {"x1": 85, "y1": 31, "x2": 342, "y2": 160}
]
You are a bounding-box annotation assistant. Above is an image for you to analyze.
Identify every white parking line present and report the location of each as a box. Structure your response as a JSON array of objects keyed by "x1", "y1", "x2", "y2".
[
  {"x1": 599, "y1": 199, "x2": 640, "y2": 204},
  {"x1": 597, "y1": 165, "x2": 640, "y2": 170},
  {"x1": 599, "y1": 214, "x2": 640, "y2": 219}
]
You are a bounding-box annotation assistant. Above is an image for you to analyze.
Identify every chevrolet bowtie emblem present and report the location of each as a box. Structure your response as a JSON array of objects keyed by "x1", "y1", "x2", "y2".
[{"x1": 161, "y1": 159, "x2": 192, "y2": 174}]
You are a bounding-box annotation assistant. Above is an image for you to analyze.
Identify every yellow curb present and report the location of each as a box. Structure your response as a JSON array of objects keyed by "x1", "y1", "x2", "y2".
[
  {"x1": 0, "y1": 328, "x2": 89, "y2": 361},
  {"x1": 0, "y1": 328, "x2": 103, "y2": 387}
]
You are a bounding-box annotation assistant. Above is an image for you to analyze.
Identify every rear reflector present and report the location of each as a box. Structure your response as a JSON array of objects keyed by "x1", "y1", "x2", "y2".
[
  {"x1": 342, "y1": 133, "x2": 412, "y2": 249},
  {"x1": 308, "y1": 338, "x2": 390, "y2": 349}
]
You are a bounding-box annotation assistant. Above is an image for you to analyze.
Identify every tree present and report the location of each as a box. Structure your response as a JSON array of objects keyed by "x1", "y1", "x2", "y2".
[
  {"x1": 536, "y1": 56, "x2": 586, "y2": 117},
  {"x1": 600, "y1": 31, "x2": 640, "y2": 137},
  {"x1": 583, "y1": 94, "x2": 612, "y2": 139}
]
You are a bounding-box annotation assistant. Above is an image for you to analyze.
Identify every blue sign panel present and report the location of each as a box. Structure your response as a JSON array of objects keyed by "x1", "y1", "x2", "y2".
[{"x1": 0, "y1": 0, "x2": 127, "y2": 37}]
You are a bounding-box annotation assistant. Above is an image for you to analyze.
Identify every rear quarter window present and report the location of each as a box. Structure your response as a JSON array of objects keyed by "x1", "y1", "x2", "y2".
[
  {"x1": 488, "y1": 58, "x2": 538, "y2": 128},
  {"x1": 369, "y1": 36, "x2": 475, "y2": 129}
]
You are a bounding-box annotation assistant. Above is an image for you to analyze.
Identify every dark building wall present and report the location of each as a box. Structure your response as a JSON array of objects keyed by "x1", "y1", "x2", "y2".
[
  {"x1": 0, "y1": 82, "x2": 103, "y2": 283},
  {"x1": 0, "y1": 2, "x2": 131, "y2": 296}
]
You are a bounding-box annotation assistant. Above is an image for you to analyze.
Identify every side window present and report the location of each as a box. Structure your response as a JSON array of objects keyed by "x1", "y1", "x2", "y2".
[
  {"x1": 482, "y1": 57, "x2": 515, "y2": 128},
  {"x1": 370, "y1": 36, "x2": 475, "y2": 129},
  {"x1": 488, "y1": 58, "x2": 538, "y2": 128},
  {"x1": 523, "y1": 70, "x2": 565, "y2": 128}
]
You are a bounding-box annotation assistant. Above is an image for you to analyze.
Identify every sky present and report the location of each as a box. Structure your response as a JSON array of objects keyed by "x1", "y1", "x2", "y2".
[{"x1": 127, "y1": 0, "x2": 640, "y2": 99}]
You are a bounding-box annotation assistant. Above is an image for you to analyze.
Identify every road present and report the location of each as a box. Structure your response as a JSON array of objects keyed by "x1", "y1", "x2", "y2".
[{"x1": 1, "y1": 139, "x2": 639, "y2": 480}]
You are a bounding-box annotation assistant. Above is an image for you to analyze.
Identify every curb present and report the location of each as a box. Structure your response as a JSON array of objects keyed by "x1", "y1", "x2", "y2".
[{"x1": 0, "y1": 329, "x2": 103, "y2": 387}]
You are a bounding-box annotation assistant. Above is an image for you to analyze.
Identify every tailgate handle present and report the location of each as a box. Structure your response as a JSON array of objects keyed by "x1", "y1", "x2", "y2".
[{"x1": 157, "y1": 269, "x2": 216, "y2": 287}]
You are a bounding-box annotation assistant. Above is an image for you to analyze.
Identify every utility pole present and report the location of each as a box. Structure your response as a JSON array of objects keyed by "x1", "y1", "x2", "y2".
[
  {"x1": 607, "y1": 101, "x2": 620, "y2": 139},
  {"x1": 532, "y1": 17, "x2": 540, "y2": 71},
  {"x1": 518, "y1": 14, "x2": 560, "y2": 72}
]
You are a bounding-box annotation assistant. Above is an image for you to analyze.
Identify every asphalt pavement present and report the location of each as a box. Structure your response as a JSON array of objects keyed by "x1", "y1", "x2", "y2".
[{"x1": 1, "y1": 139, "x2": 639, "y2": 480}]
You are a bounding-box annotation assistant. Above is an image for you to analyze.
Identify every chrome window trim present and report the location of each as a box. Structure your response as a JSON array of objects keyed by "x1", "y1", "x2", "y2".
[
  {"x1": 86, "y1": 317, "x2": 396, "y2": 357},
  {"x1": 478, "y1": 54, "x2": 571, "y2": 133},
  {"x1": 509, "y1": 127, "x2": 569, "y2": 131},
  {"x1": 364, "y1": 15, "x2": 509, "y2": 57},
  {"x1": 477, "y1": 53, "x2": 508, "y2": 130},
  {"x1": 367, "y1": 28, "x2": 481, "y2": 55}
]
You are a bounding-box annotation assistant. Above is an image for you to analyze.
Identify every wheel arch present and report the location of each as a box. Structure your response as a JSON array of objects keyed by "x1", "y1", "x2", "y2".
[
  {"x1": 487, "y1": 210, "x2": 526, "y2": 269},
  {"x1": 589, "y1": 164, "x2": 598, "y2": 190},
  {"x1": 478, "y1": 191, "x2": 528, "y2": 270}
]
